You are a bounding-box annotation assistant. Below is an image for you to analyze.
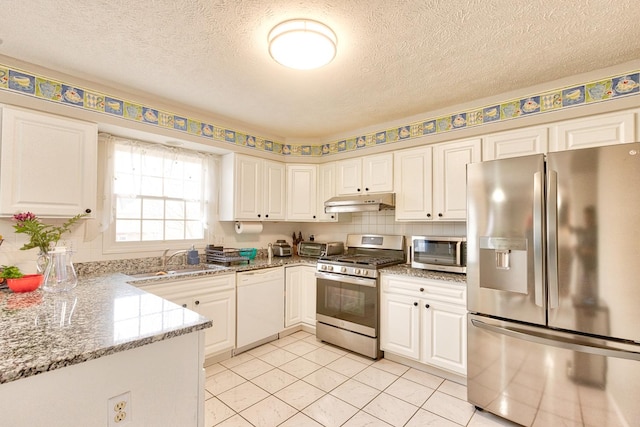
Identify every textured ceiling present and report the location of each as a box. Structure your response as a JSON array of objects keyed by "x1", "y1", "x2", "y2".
[{"x1": 1, "y1": 1, "x2": 639, "y2": 141}]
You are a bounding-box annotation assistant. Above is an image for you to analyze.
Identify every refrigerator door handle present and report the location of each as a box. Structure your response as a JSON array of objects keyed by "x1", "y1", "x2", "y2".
[
  {"x1": 533, "y1": 171, "x2": 545, "y2": 307},
  {"x1": 471, "y1": 319, "x2": 640, "y2": 361},
  {"x1": 546, "y1": 170, "x2": 560, "y2": 309}
]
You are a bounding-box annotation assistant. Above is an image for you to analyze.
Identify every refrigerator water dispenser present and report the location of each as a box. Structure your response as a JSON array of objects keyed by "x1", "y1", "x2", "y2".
[{"x1": 479, "y1": 237, "x2": 528, "y2": 294}]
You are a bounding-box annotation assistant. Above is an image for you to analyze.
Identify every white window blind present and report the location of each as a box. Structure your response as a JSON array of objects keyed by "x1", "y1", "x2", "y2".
[{"x1": 111, "y1": 139, "x2": 208, "y2": 243}]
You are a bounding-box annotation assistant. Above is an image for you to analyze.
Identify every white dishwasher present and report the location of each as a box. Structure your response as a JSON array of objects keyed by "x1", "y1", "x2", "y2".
[{"x1": 236, "y1": 266, "x2": 284, "y2": 351}]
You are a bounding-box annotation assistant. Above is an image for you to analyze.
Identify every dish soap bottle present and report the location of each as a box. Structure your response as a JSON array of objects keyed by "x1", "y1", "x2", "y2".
[{"x1": 187, "y1": 245, "x2": 199, "y2": 265}]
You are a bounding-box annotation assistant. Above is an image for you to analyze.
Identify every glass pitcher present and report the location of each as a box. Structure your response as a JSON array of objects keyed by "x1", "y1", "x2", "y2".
[{"x1": 42, "y1": 246, "x2": 78, "y2": 292}]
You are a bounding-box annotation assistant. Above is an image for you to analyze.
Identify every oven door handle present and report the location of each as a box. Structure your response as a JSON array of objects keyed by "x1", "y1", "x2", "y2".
[{"x1": 315, "y1": 272, "x2": 377, "y2": 288}]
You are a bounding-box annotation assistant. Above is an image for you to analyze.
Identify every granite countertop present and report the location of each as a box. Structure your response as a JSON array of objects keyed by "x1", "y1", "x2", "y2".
[
  {"x1": 0, "y1": 273, "x2": 211, "y2": 385},
  {"x1": 380, "y1": 264, "x2": 467, "y2": 284},
  {"x1": 122, "y1": 255, "x2": 319, "y2": 285},
  {"x1": 0, "y1": 256, "x2": 317, "y2": 385},
  {"x1": 0, "y1": 256, "x2": 463, "y2": 386}
]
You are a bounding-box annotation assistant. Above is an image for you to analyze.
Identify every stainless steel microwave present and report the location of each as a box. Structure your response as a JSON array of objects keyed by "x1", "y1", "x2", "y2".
[{"x1": 411, "y1": 236, "x2": 467, "y2": 273}]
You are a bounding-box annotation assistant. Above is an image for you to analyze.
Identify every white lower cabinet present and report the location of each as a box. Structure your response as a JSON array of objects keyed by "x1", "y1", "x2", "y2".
[
  {"x1": 285, "y1": 265, "x2": 317, "y2": 328},
  {"x1": 380, "y1": 274, "x2": 467, "y2": 375},
  {"x1": 136, "y1": 274, "x2": 236, "y2": 358}
]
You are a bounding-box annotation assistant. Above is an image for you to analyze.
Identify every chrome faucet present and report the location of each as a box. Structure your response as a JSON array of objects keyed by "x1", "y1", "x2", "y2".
[{"x1": 161, "y1": 249, "x2": 188, "y2": 269}]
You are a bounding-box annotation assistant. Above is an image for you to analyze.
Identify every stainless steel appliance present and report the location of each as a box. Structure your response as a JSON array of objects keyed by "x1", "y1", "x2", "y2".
[
  {"x1": 298, "y1": 241, "x2": 344, "y2": 258},
  {"x1": 272, "y1": 240, "x2": 292, "y2": 257},
  {"x1": 324, "y1": 193, "x2": 395, "y2": 213},
  {"x1": 411, "y1": 236, "x2": 467, "y2": 273},
  {"x1": 467, "y1": 143, "x2": 640, "y2": 426},
  {"x1": 315, "y1": 234, "x2": 405, "y2": 359}
]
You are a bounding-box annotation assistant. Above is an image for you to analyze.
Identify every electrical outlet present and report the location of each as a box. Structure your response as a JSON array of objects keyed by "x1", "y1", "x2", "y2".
[{"x1": 108, "y1": 391, "x2": 131, "y2": 426}]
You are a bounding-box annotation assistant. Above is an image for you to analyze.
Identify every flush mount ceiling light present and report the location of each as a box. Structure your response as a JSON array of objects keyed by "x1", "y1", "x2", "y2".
[{"x1": 268, "y1": 19, "x2": 337, "y2": 70}]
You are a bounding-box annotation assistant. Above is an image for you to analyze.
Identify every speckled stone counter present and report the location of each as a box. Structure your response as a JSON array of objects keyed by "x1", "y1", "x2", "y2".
[
  {"x1": 117, "y1": 255, "x2": 318, "y2": 285},
  {"x1": 0, "y1": 273, "x2": 212, "y2": 385},
  {"x1": 380, "y1": 264, "x2": 467, "y2": 284}
]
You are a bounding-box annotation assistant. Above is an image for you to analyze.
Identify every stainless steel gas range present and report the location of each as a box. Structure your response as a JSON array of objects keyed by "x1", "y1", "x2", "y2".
[{"x1": 315, "y1": 234, "x2": 405, "y2": 359}]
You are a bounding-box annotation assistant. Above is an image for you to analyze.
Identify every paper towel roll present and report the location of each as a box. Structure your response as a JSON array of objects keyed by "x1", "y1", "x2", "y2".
[{"x1": 235, "y1": 221, "x2": 263, "y2": 234}]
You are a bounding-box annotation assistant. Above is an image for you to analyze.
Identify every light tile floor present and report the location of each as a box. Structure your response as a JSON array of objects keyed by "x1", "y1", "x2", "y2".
[{"x1": 204, "y1": 331, "x2": 518, "y2": 427}]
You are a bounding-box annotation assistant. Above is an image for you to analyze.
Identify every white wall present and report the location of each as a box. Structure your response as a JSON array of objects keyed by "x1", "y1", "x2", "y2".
[{"x1": 0, "y1": 211, "x2": 464, "y2": 273}]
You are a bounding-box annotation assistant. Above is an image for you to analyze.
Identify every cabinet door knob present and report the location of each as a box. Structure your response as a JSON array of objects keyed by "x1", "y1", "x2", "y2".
[
  {"x1": 425, "y1": 304, "x2": 430, "y2": 309},
  {"x1": 257, "y1": 214, "x2": 261, "y2": 218},
  {"x1": 195, "y1": 300, "x2": 200, "y2": 305},
  {"x1": 419, "y1": 288, "x2": 424, "y2": 292},
  {"x1": 331, "y1": 215, "x2": 335, "y2": 219},
  {"x1": 313, "y1": 215, "x2": 316, "y2": 219},
  {"x1": 85, "y1": 208, "x2": 92, "y2": 214},
  {"x1": 365, "y1": 187, "x2": 369, "y2": 191},
  {"x1": 413, "y1": 302, "x2": 418, "y2": 307},
  {"x1": 265, "y1": 214, "x2": 269, "y2": 218},
  {"x1": 438, "y1": 213, "x2": 443, "y2": 217},
  {"x1": 357, "y1": 188, "x2": 361, "y2": 192},
  {"x1": 182, "y1": 303, "x2": 187, "y2": 308},
  {"x1": 427, "y1": 213, "x2": 431, "y2": 218}
]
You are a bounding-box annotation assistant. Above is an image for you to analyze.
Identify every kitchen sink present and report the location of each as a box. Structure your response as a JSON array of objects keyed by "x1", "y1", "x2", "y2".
[{"x1": 127, "y1": 264, "x2": 227, "y2": 279}]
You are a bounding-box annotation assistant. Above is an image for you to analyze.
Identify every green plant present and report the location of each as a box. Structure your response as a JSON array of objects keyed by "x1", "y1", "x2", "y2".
[
  {"x1": 12, "y1": 212, "x2": 88, "y2": 254},
  {"x1": 0, "y1": 265, "x2": 24, "y2": 279}
]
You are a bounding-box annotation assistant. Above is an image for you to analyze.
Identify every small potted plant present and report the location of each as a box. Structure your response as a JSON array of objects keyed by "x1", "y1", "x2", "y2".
[{"x1": 0, "y1": 265, "x2": 43, "y2": 293}]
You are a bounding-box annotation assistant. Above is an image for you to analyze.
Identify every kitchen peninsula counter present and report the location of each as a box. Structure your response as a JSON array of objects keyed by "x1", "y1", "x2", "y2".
[
  {"x1": 0, "y1": 255, "x2": 317, "y2": 382},
  {"x1": 0, "y1": 273, "x2": 212, "y2": 385},
  {"x1": 0, "y1": 272, "x2": 212, "y2": 426}
]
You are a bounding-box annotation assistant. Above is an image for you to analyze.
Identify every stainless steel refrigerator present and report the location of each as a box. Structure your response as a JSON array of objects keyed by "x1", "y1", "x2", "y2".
[{"x1": 466, "y1": 143, "x2": 640, "y2": 427}]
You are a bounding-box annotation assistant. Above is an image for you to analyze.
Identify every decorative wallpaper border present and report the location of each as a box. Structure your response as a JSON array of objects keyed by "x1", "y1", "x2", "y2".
[{"x1": 0, "y1": 63, "x2": 638, "y2": 157}]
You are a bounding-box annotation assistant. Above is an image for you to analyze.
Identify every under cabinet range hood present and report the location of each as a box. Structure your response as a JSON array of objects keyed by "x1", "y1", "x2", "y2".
[{"x1": 324, "y1": 193, "x2": 395, "y2": 213}]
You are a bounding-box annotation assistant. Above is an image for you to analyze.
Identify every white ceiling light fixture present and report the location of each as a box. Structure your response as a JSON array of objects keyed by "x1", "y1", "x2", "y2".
[{"x1": 268, "y1": 19, "x2": 337, "y2": 70}]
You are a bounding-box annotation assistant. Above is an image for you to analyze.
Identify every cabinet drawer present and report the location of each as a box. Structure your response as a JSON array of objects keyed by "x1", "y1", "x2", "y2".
[{"x1": 381, "y1": 274, "x2": 466, "y2": 305}]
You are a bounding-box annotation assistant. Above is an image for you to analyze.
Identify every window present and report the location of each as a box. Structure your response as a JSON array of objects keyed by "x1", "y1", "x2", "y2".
[{"x1": 104, "y1": 137, "x2": 211, "y2": 251}]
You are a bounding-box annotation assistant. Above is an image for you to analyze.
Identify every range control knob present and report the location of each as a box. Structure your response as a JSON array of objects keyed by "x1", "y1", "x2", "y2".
[
  {"x1": 320, "y1": 265, "x2": 327, "y2": 271},
  {"x1": 327, "y1": 265, "x2": 334, "y2": 272},
  {"x1": 341, "y1": 267, "x2": 347, "y2": 273},
  {"x1": 362, "y1": 270, "x2": 369, "y2": 276},
  {"x1": 355, "y1": 269, "x2": 361, "y2": 275}
]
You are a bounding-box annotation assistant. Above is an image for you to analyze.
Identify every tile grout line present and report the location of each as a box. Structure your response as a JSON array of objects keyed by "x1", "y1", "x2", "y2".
[{"x1": 205, "y1": 331, "x2": 476, "y2": 427}]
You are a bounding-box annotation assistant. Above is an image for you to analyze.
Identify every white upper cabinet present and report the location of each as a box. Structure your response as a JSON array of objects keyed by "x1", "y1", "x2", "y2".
[
  {"x1": 262, "y1": 160, "x2": 287, "y2": 220},
  {"x1": 549, "y1": 111, "x2": 635, "y2": 151},
  {"x1": 0, "y1": 106, "x2": 97, "y2": 217},
  {"x1": 336, "y1": 157, "x2": 361, "y2": 195},
  {"x1": 394, "y1": 146, "x2": 433, "y2": 221},
  {"x1": 395, "y1": 139, "x2": 480, "y2": 221},
  {"x1": 433, "y1": 138, "x2": 481, "y2": 221},
  {"x1": 482, "y1": 126, "x2": 548, "y2": 160},
  {"x1": 220, "y1": 153, "x2": 285, "y2": 221},
  {"x1": 317, "y1": 162, "x2": 338, "y2": 222},
  {"x1": 286, "y1": 164, "x2": 318, "y2": 221},
  {"x1": 336, "y1": 153, "x2": 393, "y2": 195}
]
